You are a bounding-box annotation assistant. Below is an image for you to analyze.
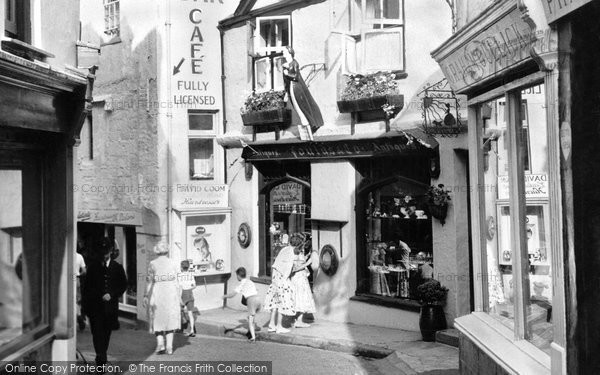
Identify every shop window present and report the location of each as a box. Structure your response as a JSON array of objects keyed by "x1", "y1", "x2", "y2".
[
  {"x1": 103, "y1": 0, "x2": 120, "y2": 37},
  {"x1": 260, "y1": 179, "x2": 311, "y2": 277},
  {"x1": 4, "y1": 0, "x2": 30, "y2": 43},
  {"x1": 0, "y1": 152, "x2": 45, "y2": 356},
  {"x1": 476, "y1": 83, "x2": 553, "y2": 355},
  {"x1": 188, "y1": 110, "x2": 220, "y2": 181},
  {"x1": 359, "y1": 176, "x2": 432, "y2": 299}
]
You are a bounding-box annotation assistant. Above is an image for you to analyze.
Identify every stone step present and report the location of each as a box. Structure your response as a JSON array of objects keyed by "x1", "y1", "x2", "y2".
[{"x1": 435, "y1": 328, "x2": 459, "y2": 347}]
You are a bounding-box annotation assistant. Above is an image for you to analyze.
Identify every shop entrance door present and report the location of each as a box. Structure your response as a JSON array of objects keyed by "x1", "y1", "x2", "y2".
[{"x1": 0, "y1": 148, "x2": 45, "y2": 356}]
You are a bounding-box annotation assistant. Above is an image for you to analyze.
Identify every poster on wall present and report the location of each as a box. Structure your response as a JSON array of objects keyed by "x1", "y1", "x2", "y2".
[{"x1": 184, "y1": 213, "x2": 230, "y2": 276}]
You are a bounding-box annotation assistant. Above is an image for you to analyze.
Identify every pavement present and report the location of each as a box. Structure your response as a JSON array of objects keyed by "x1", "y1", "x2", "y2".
[
  {"x1": 76, "y1": 309, "x2": 459, "y2": 375},
  {"x1": 194, "y1": 308, "x2": 459, "y2": 375}
]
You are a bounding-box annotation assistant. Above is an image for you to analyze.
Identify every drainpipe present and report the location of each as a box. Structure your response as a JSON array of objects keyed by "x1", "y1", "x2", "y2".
[
  {"x1": 219, "y1": 26, "x2": 228, "y2": 183},
  {"x1": 165, "y1": 0, "x2": 173, "y2": 247}
]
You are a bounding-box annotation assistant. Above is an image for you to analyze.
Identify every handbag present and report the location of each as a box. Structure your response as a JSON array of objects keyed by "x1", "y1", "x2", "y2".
[{"x1": 241, "y1": 295, "x2": 247, "y2": 306}]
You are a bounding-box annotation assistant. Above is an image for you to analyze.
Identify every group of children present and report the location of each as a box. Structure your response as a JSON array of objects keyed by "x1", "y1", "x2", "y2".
[{"x1": 180, "y1": 251, "x2": 315, "y2": 342}]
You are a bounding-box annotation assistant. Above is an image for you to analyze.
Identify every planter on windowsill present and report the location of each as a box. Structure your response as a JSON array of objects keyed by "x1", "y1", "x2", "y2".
[
  {"x1": 337, "y1": 94, "x2": 404, "y2": 120},
  {"x1": 241, "y1": 108, "x2": 291, "y2": 127}
]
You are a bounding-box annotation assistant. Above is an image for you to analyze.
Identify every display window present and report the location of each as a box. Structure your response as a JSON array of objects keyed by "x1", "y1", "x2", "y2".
[
  {"x1": 262, "y1": 179, "x2": 312, "y2": 277},
  {"x1": 476, "y1": 82, "x2": 553, "y2": 355},
  {"x1": 181, "y1": 210, "x2": 231, "y2": 276},
  {"x1": 360, "y1": 176, "x2": 432, "y2": 300}
]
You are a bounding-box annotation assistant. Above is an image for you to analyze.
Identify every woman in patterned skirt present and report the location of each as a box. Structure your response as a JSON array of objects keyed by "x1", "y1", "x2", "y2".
[{"x1": 264, "y1": 233, "x2": 305, "y2": 333}]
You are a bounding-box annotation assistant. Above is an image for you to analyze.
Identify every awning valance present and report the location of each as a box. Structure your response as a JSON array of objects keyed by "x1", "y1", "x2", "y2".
[{"x1": 241, "y1": 129, "x2": 438, "y2": 162}]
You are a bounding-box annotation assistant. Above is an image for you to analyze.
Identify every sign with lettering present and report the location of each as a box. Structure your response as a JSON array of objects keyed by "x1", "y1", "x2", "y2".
[
  {"x1": 242, "y1": 136, "x2": 432, "y2": 161},
  {"x1": 498, "y1": 174, "x2": 549, "y2": 200},
  {"x1": 270, "y1": 182, "x2": 303, "y2": 205},
  {"x1": 437, "y1": 8, "x2": 534, "y2": 93},
  {"x1": 169, "y1": 1, "x2": 234, "y2": 109},
  {"x1": 77, "y1": 209, "x2": 142, "y2": 226},
  {"x1": 173, "y1": 184, "x2": 229, "y2": 210},
  {"x1": 541, "y1": 0, "x2": 592, "y2": 24}
]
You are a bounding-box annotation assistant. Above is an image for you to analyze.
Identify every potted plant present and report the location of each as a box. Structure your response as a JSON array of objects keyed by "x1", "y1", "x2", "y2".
[
  {"x1": 240, "y1": 90, "x2": 291, "y2": 126},
  {"x1": 426, "y1": 184, "x2": 451, "y2": 225},
  {"x1": 416, "y1": 279, "x2": 449, "y2": 342},
  {"x1": 337, "y1": 72, "x2": 404, "y2": 119}
]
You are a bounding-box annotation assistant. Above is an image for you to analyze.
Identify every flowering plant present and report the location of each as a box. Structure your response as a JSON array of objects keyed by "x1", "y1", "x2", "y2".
[
  {"x1": 416, "y1": 279, "x2": 449, "y2": 306},
  {"x1": 426, "y1": 184, "x2": 451, "y2": 206},
  {"x1": 241, "y1": 90, "x2": 286, "y2": 114},
  {"x1": 340, "y1": 72, "x2": 399, "y2": 101}
]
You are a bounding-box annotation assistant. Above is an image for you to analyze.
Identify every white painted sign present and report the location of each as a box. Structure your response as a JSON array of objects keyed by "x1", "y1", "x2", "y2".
[
  {"x1": 77, "y1": 209, "x2": 142, "y2": 226},
  {"x1": 173, "y1": 184, "x2": 229, "y2": 210},
  {"x1": 170, "y1": 1, "x2": 232, "y2": 109},
  {"x1": 498, "y1": 174, "x2": 549, "y2": 200},
  {"x1": 270, "y1": 182, "x2": 304, "y2": 205}
]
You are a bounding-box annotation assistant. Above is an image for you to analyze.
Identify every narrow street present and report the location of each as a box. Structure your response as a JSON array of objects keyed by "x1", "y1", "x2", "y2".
[{"x1": 77, "y1": 327, "x2": 387, "y2": 375}]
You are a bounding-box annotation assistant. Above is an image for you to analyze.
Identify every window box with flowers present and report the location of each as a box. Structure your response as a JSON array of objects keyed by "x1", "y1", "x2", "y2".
[
  {"x1": 240, "y1": 90, "x2": 291, "y2": 127},
  {"x1": 337, "y1": 72, "x2": 404, "y2": 122}
]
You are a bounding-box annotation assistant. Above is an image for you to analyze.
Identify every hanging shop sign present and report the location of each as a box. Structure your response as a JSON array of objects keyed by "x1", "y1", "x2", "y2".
[
  {"x1": 497, "y1": 174, "x2": 548, "y2": 200},
  {"x1": 173, "y1": 184, "x2": 229, "y2": 210},
  {"x1": 540, "y1": 0, "x2": 592, "y2": 23},
  {"x1": 242, "y1": 135, "x2": 434, "y2": 161},
  {"x1": 77, "y1": 209, "x2": 142, "y2": 226},
  {"x1": 436, "y1": 7, "x2": 533, "y2": 93}
]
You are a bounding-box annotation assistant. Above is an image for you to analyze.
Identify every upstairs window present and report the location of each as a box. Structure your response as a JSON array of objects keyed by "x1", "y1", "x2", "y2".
[
  {"x1": 358, "y1": 0, "x2": 405, "y2": 73},
  {"x1": 255, "y1": 16, "x2": 291, "y2": 55},
  {"x1": 103, "y1": 0, "x2": 120, "y2": 37},
  {"x1": 4, "y1": 0, "x2": 30, "y2": 43},
  {"x1": 249, "y1": 16, "x2": 291, "y2": 92},
  {"x1": 188, "y1": 110, "x2": 221, "y2": 181}
]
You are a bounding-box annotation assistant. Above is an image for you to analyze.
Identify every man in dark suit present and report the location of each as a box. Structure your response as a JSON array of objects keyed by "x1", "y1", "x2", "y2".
[{"x1": 82, "y1": 237, "x2": 127, "y2": 365}]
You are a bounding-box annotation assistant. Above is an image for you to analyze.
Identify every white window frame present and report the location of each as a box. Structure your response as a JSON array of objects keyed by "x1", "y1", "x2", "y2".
[
  {"x1": 103, "y1": 0, "x2": 120, "y2": 37},
  {"x1": 465, "y1": 73, "x2": 563, "y2": 370},
  {"x1": 361, "y1": 0, "x2": 404, "y2": 27},
  {"x1": 253, "y1": 54, "x2": 286, "y2": 92},
  {"x1": 254, "y1": 16, "x2": 291, "y2": 55},
  {"x1": 187, "y1": 110, "x2": 223, "y2": 183},
  {"x1": 361, "y1": 27, "x2": 405, "y2": 73}
]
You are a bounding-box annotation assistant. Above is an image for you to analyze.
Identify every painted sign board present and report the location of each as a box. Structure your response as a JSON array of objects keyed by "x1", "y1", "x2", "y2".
[
  {"x1": 173, "y1": 184, "x2": 229, "y2": 210},
  {"x1": 540, "y1": 0, "x2": 592, "y2": 23},
  {"x1": 169, "y1": 1, "x2": 234, "y2": 110},
  {"x1": 77, "y1": 209, "x2": 143, "y2": 226},
  {"x1": 497, "y1": 174, "x2": 549, "y2": 200},
  {"x1": 437, "y1": 8, "x2": 533, "y2": 93}
]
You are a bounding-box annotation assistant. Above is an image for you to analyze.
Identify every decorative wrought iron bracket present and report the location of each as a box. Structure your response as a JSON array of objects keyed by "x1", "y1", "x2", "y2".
[{"x1": 420, "y1": 78, "x2": 466, "y2": 138}]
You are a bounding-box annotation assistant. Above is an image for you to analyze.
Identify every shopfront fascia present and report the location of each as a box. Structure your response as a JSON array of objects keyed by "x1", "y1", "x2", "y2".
[
  {"x1": 432, "y1": 0, "x2": 565, "y2": 374},
  {"x1": 0, "y1": 52, "x2": 92, "y2": 361},
  {"x1": 242, "y1": 131, "x2": 442, "y2": 308}
]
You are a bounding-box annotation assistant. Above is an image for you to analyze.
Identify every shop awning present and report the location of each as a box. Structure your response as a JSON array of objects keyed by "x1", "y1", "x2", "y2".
[{"x1": 241, "y1": 128, "x2": 438, "y2": 162}]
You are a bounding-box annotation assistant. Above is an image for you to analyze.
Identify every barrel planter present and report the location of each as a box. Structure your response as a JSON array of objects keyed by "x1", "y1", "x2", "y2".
[
  {"x1": 241, "y1": 108, "x2": 291, "y2": 126},
  {"x1": 419, "y1": 304, "x2": 447, "y2": 342},
  {"x1": 336, "y1": 94, "x2": 404, "y2": 116}
]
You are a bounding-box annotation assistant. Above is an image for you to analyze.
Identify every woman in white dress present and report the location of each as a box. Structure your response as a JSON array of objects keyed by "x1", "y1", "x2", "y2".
[
  {"x1": 291, "y1": 243, "x2": 316, "y2": 327},
  {"x1": 143, "y1": 242, "x2": 182, "y2": 355}
]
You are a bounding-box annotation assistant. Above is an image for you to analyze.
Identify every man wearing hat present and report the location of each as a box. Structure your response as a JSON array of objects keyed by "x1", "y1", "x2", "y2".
[{"x1": 82, "y1": 237, "x2": 127, "y2": 366}]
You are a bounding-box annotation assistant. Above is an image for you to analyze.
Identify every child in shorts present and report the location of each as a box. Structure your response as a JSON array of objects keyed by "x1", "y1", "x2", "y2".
[
  {"x1": 180, "y1": 260, "x2": 196, "y2": 337},
  {"x1": 222, "y1": 267, "x2": 260, "y2": 341}
]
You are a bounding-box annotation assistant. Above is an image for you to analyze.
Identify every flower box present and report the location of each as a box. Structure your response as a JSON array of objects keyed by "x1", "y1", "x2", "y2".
[
  {"x1": 337, "y1": 94, "x2": 404, "y2": 114},
  {"x1": 241, "y1": 108, "x2": 291, "y2": 127}
]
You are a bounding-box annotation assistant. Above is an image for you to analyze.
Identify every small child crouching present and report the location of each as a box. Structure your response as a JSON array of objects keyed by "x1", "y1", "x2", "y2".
[{"x1": 222, "y1": 267, "x2": 261, "y2": 341}]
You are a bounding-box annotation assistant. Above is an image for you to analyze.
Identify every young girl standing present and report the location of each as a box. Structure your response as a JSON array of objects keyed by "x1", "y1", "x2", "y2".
[{"x1": 291, "y1": 242, "x2": 316, "y2": 327}]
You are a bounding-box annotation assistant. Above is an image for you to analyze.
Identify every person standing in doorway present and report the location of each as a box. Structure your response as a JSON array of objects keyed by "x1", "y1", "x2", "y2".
[
  {"x1": 291, "y1": 239, "x2": 316, "y2": 328},
  {"x1": 75, "y1": 239, "x2": 87, "y2": 331},
  {"x1": 82, "y1": 237, "x2": 127, "y2": 366}
]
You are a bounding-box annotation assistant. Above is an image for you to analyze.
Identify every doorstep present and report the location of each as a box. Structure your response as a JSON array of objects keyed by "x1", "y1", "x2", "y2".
[{"x1": 195, "y1": 308, "x2": 459, "y2": 374}]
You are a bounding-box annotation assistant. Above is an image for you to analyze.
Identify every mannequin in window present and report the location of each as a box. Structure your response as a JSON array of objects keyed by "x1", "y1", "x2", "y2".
[{"x1": 282, "y1": 46, "x2": 324, "y2": 133}]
